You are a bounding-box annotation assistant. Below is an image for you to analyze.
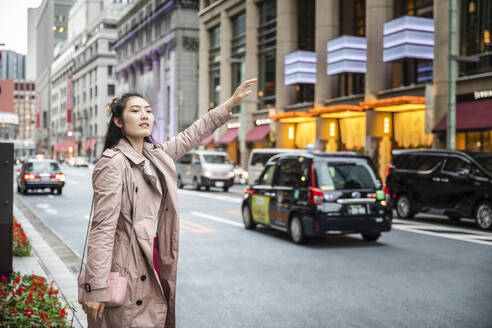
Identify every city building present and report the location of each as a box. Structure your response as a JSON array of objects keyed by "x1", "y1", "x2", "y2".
[
  {"x1": 113, "y1": 0, "x2": 200, "y2": 144},
  {"x1": 0, "y1": 50, "x2": 25, "y2": 80},
  {"x1": 198, "y1": 0, "x2": 492, "y2": 176},
  {"x1": 27, "y1": 8, "x2": 39, "y2": 81},
  {"x1": 70, "y1": 0, "x2": 135, "y2": 160},
  {"x1": 34, "y1": 0, "x2": 74, "y2": 153},
  {"x1": 0, "y1": 80, "x2": 36, "y2": 156}
]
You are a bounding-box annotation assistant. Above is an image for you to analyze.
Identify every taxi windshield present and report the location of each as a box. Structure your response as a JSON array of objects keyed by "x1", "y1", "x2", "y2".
[
  {"x1": 203, "y1": 155, "x2": 231, "y2": 164},
  {"x1": 316, "y1": 161, "x2": 378, "y2": 191}
]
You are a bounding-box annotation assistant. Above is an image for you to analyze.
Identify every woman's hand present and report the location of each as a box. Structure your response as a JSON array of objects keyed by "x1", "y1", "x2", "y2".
[
  {"x1": 83, "y1": 301, "x2": 105, "y2": 321},
  {"x1": 224, "y1": 78, "x2": 257, "y2": 111}
]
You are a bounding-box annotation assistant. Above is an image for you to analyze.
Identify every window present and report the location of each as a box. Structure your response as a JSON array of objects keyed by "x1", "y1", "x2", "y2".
[
  {"x1": 391, "y1": 0, "x2": 434, "y2": 87},
  {"x1": 208, "y1": 26, "x2": 221, "y2": 109},
  {"x1": 108, "y1": 65, "x2": 113, "y2": 76},
  {"x1": 95, "y1": 105, "x2": 97, "y2": 116},
  {"x1": 202, "y1": 154, "x2": 232, "y2": 164},
  {"x1": 95, "y1": 86, "x2": 97, "y2": 97},
  {"x1": 460, "y1": 0, "x2": 492, "y2": 76},
  {"x1": 276, "y1": 157, "x2": 310, "y2": 188},
  {"x1": 443, "y1": 157, "x2": 471, "y2": 173},
  {"x1": 231, "y1": 12, "x2": 246, "y2": 114},
  {"x1": 414, "y1": 155, "x2": 442, "y2": 171},
  {"x1": 259, "y1": 165, "x2": 276, "y2": 186},
  {"x1": 316, "y1": 161, "x2": 378, "y2": 190},
  {"x1": 108, "y1": 84, "x2": 115, "y2": 96},
  {"x1": 178, "y1": 153, "x2": 192, "y2": 164},
  {"x1": 258, "y1": 0, "x2": 276, "y2": 110}
]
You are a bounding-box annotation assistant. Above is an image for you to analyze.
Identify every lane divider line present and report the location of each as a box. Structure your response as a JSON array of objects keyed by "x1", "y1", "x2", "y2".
[
  {"x1": 179, "y1": 190, "x2": 242, "y2": 203},
  {"x1": 190, "y1": 211, "x2": 243, "y2": 228}
]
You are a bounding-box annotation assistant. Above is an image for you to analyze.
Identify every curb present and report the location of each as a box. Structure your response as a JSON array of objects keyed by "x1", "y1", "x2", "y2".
[{"x1": 14, "y1": 196, "x2": 87, "y2": 328}]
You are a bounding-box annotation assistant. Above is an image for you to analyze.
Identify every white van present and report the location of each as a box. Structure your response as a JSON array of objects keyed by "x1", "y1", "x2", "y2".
[
  {"x1": 247, "y1": 148, "x2": 305, "y2": 185},
  {"x1": 176, "y1": 150, "x2": 235, "y2": 191}
]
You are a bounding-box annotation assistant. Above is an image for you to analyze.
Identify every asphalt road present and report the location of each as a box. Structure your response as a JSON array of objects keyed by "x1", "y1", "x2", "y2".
[{"x1": 14, "y1": 165, "x2": 492, "y2": 328}]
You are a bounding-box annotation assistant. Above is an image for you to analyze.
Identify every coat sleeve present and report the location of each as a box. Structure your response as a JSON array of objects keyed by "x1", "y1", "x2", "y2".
[
  {"x1": 157, "y1": 104, "x2": 232, "y2": 161},
  {"x1": 84, "y1": 155, "x2": 124, "y2": 302}
]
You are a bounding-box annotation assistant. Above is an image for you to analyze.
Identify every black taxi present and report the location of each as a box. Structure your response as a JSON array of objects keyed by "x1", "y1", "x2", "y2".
[{"x1": 241, "y1": 151, "x2": 392, "y2": 244}]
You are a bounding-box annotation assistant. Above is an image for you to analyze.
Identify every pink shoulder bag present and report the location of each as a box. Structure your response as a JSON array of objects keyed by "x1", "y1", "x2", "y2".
[{"x1": 77, "y1": 187, "x2": 136, "y2": 307}]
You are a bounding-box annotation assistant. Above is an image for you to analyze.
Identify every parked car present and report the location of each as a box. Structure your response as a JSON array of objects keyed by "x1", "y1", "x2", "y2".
[
  {"x1": 386, "y1": 149, "x2": 492, "y2": 230},
  {"x1": 68, "y1": 156, "x2": 89, "y2": 167},
  {"x1": 176, "y1": 150, "x2": 235, "y2": 191},
  {"x1": 247, "y1": 148, "x2": 305, "y2": 185},
  {"x1": 242, "y1": 151, "x2": 391, "y2": 244},
  {"x1": 16, "y1": 159, "x2": 66, "y2": 195}
]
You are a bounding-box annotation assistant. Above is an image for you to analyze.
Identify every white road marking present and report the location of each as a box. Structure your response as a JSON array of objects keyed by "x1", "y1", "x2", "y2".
[
  {"x1": 179, "y1": 189, "x2": 242, "y2": 204},
  {"x1": 48, "y1": 195, "x2": 54, "y2": 199},
  {"x1": 36, "y1": 203, "x2": 58, "y2": 215},
  {"x1": 190, "y1": 211, "x2": 243, "y2": 228},
  {"x1": 393, "y1": 220, "x2": 492, "y2": 246}
]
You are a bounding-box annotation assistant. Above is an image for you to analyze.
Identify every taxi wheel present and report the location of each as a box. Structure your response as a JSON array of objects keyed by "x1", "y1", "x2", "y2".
[
  {"x1": 56, "y1": 188, "x2": 63, "y2": 195},
  {"x1": 362, "y1": 232, "x2": 381, "y2": 242},
  {"x1": 242, "y1": 205, "x2": 256, "y2": 230},
  {"x1": 289, "y1": 215, "x2": 306, "y2": 244},
  {"x1": 21, "y1": 186, "x2": 28, "y2": 195},
  {"x1": 177, "y1": 176, "x2": 184, "y2": 189},
  {"x1": 222, "y1": 186, "x2": 229, "y2": 192}
]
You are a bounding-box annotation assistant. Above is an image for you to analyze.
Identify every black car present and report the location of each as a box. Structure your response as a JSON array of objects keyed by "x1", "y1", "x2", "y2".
[
  {"x1": 386, "y1": 149, "x2": 492, "y2": 230},
  {"x1": 16, "y1": 159, "x2": 66, "y2": 195},
  {"x1": 241, "y1": 152, "x2": 392, "y2": 244}
]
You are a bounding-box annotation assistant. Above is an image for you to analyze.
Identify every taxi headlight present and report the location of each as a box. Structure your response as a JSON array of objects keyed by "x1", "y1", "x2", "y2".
[
  {"x1": 202, "y1": 170, "x2": 211, "y2": 178},
  {"x1": 380, "y1": 200, "x2": 387, "y2": 206},
  {"x1": 228, "y1": 171, "x2": 235, "y2": 179}
]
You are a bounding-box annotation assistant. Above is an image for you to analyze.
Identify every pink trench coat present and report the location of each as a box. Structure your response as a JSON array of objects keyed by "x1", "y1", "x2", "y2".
[{"x1": 83, "y1": 105, "x2": 232, "y2": 328}]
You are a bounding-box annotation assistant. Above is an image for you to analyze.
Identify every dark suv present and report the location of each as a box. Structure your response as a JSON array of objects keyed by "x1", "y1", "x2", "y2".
[
  {"x1": 16, "y1": 159, "x2": 66, "y2": 195},
  {"x1": 386, "y1": 150, "x2": 492, "y2": 230},
  {"x1": 242, "y1": 152, "x2": 392, "y2": 244}
]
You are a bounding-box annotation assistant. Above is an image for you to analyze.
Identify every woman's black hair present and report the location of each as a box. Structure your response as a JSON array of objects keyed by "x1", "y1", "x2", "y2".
[{"x1": 103, "y1": 92, "x2": 155, "y2": 151}]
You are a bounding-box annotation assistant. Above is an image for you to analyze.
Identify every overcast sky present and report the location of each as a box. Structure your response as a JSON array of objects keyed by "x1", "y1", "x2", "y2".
[{"x1": 0, "y1": 0, "x2": 43, "y2": 55}]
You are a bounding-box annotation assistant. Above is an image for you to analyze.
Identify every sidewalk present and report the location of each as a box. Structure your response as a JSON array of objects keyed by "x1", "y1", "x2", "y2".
[{"x1": 13, "y1": 201, "x2": 87, "y2": 328}]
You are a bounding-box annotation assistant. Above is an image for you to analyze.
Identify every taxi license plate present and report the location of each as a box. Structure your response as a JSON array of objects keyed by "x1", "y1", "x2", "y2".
[
  {"x1": 347, "y1": 204, "x2": 366, "y2": 215},
  {"x1": 215, "y1": 181, "x2": 224, "y2": 187}
]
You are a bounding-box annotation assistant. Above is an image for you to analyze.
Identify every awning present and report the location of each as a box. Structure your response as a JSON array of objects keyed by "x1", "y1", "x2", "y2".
[
  {"x1": 246, "y1": 125, "x2": 270, "y2": 143},
  {"x1": 216, "y1": 128, "x2": 238, "y2": 145},
  {"x1": 433, "y1": 99, "x2": 492, "y2": 133},
  {"x1": 200, "y1": 134, "x2": 214, "y2": 145}
]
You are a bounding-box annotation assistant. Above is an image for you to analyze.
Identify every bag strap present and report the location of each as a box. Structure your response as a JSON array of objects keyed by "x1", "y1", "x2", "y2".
[{"x1": 78, "y1": 166, "x2": 137, "y2": 276}]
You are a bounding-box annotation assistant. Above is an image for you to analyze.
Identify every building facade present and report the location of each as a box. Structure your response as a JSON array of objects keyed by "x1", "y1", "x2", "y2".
[
  {"x1": 198, "y1": 0, "x2": 492, "y2": 176},
  {"x1": 0, "y1": 80, "x2": 36, "y2": 156},
  {"x1": 49, "y1": 0, "x2": 134, "y2": 160},
  {"x1": 113, "y1": 0, "x2": 200, "y2": 144},
  {"x1": 0, "y1": 50, "x2": 25, "y2": 80},
  {"x1": 34, "y1": 0, "x2": 73, "y2": 153}
]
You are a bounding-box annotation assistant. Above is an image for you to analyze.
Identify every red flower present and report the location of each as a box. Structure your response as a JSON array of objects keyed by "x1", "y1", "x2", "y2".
[
  {"x1": 24, "y1": 307, "x2": 35, "y2": 318},
  {"x1": 15, "y1": 275, "x2": 21, "y2": 283},
  {"x1": 1, "y1": 275, "x2": 6, "y2": 283},
  {"x1": 40, "y1": 312, "x2": 49, "y2": 323},
  {"x1": 48, "y1": 288, "x2": 54, "y2": 296},
  {"x1": 59, "y1": 307, "x2": 66, "y2": 318}
]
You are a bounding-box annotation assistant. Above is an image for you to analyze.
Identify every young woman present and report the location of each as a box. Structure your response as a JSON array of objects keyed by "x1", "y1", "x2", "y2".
[{"x1": 82, "y1": 79, "x2": 256, "y2": 327}]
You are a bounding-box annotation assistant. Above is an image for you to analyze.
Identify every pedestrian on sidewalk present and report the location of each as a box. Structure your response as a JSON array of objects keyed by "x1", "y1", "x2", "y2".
[{"x1": 81, "y1": 79, "x2": 256, "y2": 328}]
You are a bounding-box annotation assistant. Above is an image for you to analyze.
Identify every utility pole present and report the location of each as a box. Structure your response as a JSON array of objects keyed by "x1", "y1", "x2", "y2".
[{"x1": 447, "y1": 0, "x2": 457, "y2": 150}]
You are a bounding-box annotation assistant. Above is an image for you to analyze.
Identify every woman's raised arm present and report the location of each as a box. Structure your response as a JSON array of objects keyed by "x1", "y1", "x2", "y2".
[{"x1": 158, "y1": 79, "x2": 256, "y2": 161}]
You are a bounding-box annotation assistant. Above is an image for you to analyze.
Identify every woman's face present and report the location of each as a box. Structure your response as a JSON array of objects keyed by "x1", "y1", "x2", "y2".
[{"x1": 115, "y1": 96, "x2": 154, "y2": 139}]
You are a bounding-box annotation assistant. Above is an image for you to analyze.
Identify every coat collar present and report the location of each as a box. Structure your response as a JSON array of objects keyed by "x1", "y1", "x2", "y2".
[{"x1": 115, "y1": 138, "x2": 146, "y2": 166}]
